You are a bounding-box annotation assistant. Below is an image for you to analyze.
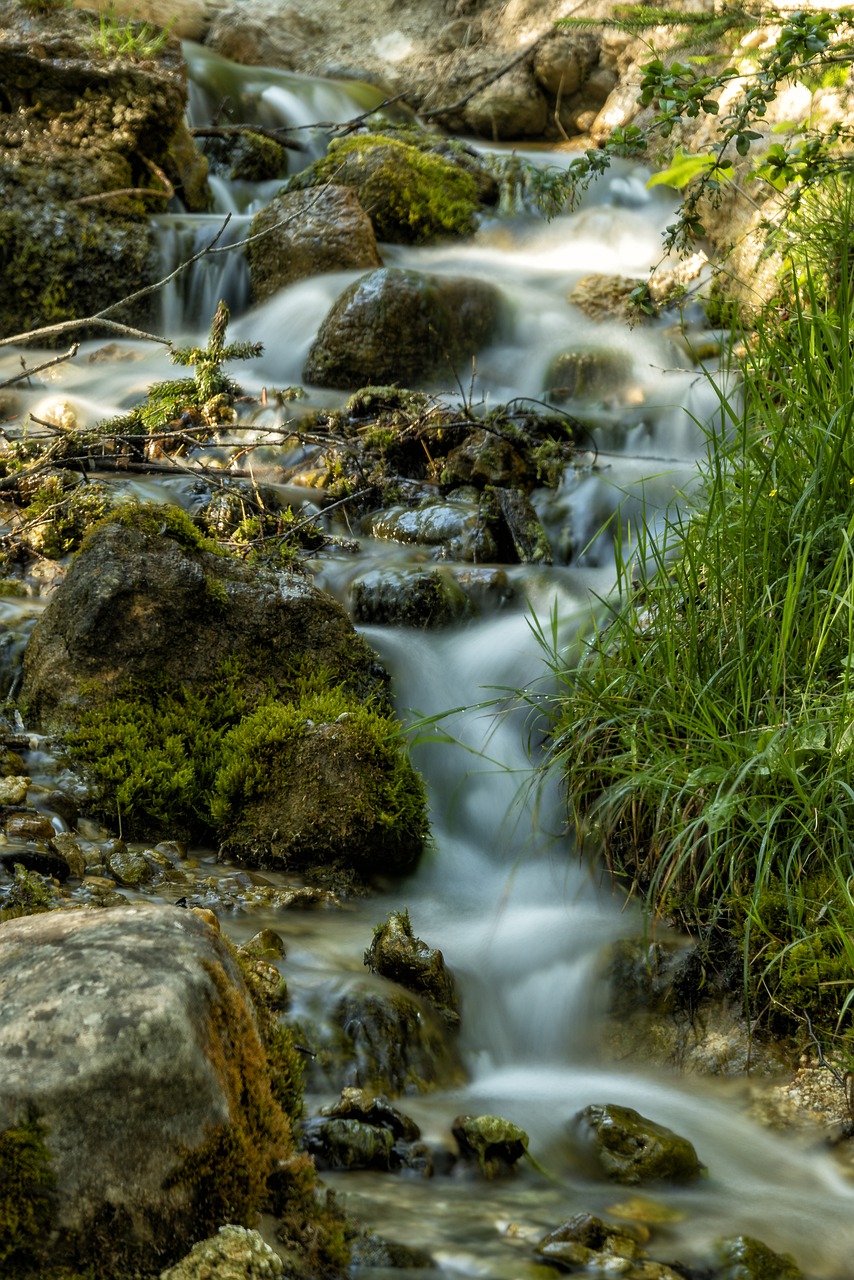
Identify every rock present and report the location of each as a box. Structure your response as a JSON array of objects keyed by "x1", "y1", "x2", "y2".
[
  {"x1": 319, "y1": 1086, "x2": 421, "y2": 1142},
  {"x1": 206, "y1": 3, "x2": 323, "y2": 68},
  {"x1": 714, "y1": 1234, "x2": 804, "y2": 1280},
  {"x1": 350, "y1": 1232, "x2": 436, "y2": 1269},
  {"x1": 534, "y1": 1212, "x2": 685, "y2": 1278},
  {"x1": 365, "y1": 910, "x2": 460, "y2": 1027},
  {"x1": 20, "y1": 513, "x2": 384, "y2": 731},
  {"x1": 0, "y1": 5, "x2": 203, "y2": 338},
  {"x1": 452, "y1": 1114, "x2": 529, "y2": 1178},
  {"x1": 463, "y1": 64, "x2": 549, "y2": 139},
  {"x1": 0, "y1": 776, "x2": 30, "y2": 805},
  {"x1": 289, "y1": 134, "x2": 483, "y2": 244},
  {"x1": 546, "y1": 344, "x2": 636, "y2": 398},
  {"x1": 366, "y1": 490, "x2": 499, "y2": 561},
  {"x1": 0, "y1": 848, "x2": 69, "y2": 882},
  {"x1": 3, "y1": 812, "x2": 56, "y2": 843},
  {"x1": 573, "y1": 1104, "x2": 704, "y2": 1185},
  {"x1": 105, "y1": 844, "x2": 155, "y2": 887},
  {"x1": 247, "y1": 186, "x2": 382, "y2": 302},
  {"x1": 489, "y1": 487, "x2": 553, "y2": 564},
  {"x1": 160, "y1": 1224, "x2": 285, "y2": 1279},
  {"x1": 442, "y1": 428, "x2": 529, "y2": 489},
  {"x1": 533, "y1": 34, "x2": 584, "y2": 97},
  {"x1": 301, "y1": 1116, "x2": 396, "y2": 1171},
  {"x1": 0, "y1": 904, "x2": 306, "y2": 1275},
  {"x1": 213, "y1": 702, "x2": 428, "y2": 877},
  {"x1": 351, "y1": 568, "x2": 474, "y2": 628},
  {"x1": 303, "y1": 267, "x2": 505, "y2": 389},
  {"x1": 302, "y1": 982, "x2": 466, "y2": 1096},
  {"x1": 242, "y1": 928, "x2": 287, "y2": 960}
]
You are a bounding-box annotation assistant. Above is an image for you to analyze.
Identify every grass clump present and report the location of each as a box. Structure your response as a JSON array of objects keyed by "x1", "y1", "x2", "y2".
[
  {"x1": 549, "y1": 193, "x2": 854, "y2": 1047},
  {"x1": 86, "y1": 9, "x2": 175, "y2": 61}
]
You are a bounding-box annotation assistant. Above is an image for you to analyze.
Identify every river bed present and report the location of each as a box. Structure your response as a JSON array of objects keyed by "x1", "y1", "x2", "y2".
[{"x1": 3, "y1": 42, "x2": 854, "y2": 1279}]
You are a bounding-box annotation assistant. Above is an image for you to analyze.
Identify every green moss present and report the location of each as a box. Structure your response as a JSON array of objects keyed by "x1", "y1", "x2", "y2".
[
  {"x1": 0, "y1": 865, "x2": 57, "y2": 923},
  {"x1": 19, "y1": 478, "x2": 116, "y2": 560},
  {"x1": 0, "y1": 1115, "x2": 56, "y2": 1276},
  {"x1": 210, "y1": 692, "x2": 429, "y2": 867},
  {"x1": 102, "y1": 499, "x2": 223, "y2": 557},
  {"x1": 289, "y1": 134, "x2": 481, "y2": 244}
]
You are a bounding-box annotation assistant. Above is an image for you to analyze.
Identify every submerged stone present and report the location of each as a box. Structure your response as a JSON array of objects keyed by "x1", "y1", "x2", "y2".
[
  {"x1": 351, "y1": 568, "x2": 474, "y2": 628},
  {"x1": 715, "y1": 1235, "x2": 804, "y2": 1280}
]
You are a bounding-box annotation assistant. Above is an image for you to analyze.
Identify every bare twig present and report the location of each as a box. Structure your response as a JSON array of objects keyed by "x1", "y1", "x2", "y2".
[
  {"x1": 69, "y1": 187, "x2": 171, "y2": 207},
  {"x1": 191, "y1": 124, "x2": 307, "y2": 153},
  {"x1": 0, "y1": 345, "x2": 81, "y2": 391}
]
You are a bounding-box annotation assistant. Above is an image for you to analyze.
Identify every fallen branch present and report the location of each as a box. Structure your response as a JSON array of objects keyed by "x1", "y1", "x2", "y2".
[
  {"x1": 0, "y1": 346, "x2": 80, "y2": 392},
  {"x1": 191, "y1": 124, "x2": 307, "y2": 153}
]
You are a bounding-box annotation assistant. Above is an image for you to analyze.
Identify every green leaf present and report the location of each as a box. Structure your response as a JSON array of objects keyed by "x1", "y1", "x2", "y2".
[{"x1": 647, "y1": 148, "x2": 733, "y2": 188}]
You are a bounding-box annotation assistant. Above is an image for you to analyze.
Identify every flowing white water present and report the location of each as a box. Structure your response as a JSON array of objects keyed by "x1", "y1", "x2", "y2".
[{"x1": 6, "y1": 44, "x2": 854, "y2": 1277}]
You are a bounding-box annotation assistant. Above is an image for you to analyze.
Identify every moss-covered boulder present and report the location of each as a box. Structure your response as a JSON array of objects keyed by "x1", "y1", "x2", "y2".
[
  {"x1": 304, "y1": 266, "x2": 505, "y2": 390},
  {"x1": 18, "y1": 508, "x2": 428, "y2": 875},
  {"x1": 714, "y1": 1235, "x2": 804, "y2": 1280},
  {"x1": 19, "y1": 509, "x2": 382, "y2": 730},
  {"x1": 452, "y1": 1114, "x2": 529, "y2": 1179},
  {"x1": 287, "y1": 133, "x2": 484, "y2": 245},
  {"x1": 247, "y1": 185, "x2": 382, "y2": 301},
  {"x1": 573, "y1": 1104, "x2": 704, "y2": 1185},
  {"x1": 0, "y1": 3, "x2": 207, "y2": 338},
  {"x1": 0, "y1": 904, "x2": 333, "y2": 1277},
  {"x1": 212, "y1": 694, "x2": 428, "y2": 875}
]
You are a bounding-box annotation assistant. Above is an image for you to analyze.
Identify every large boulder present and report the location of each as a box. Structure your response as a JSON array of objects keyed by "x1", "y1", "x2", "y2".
[
  {"x1": 19, "y1": 511, "x2": 384, "y2": 730},
  {"x1": 0, "y1": 4, "x2": 207, "y2": 338},
  {"x1": 288, "y1": 134, "x2": 485, "y2": 245},
  {"x1": 247, "y1": 185, "x2": 382, "y2": 301},
  {"x1": 0, "y1": 905, "x2": 314, "y2": 1276},
  {"x1": 303, "y1": 267, "x2": 505, "y2": 389}
]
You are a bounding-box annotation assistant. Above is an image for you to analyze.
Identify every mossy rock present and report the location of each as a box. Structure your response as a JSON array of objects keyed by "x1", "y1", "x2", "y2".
[
  {"x1": 0, "y1": 905, "x2": 340, "y2": 1277},
  {"x1": 287, "y1": 133, "x2": 482, "y2": 244},
  {"x1": 351, "y1": 567, "x2": 474, "y2": 628},
  {"x1": 213, "y1": 695, "x2": 428, "y2": 876},
  {"x1": 573, "y1": 1104, "x2": 704, "y2": 1185},
  {"x1": 714, "y1": 1235, "x2": 804, "y2": 1280}
]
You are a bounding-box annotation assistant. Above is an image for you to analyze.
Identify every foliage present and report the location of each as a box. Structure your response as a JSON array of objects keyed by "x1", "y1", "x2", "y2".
[
  {"x1": 86, "y1": 8, "x2": 175, "y2": 61},
  {"x1": 16, "y1": 0, "x2": 71, "y2": 12},
  {"x1": 547, "y1": 211, "x2": 854, "y2": 1045},
  {"x1": 109, "y1": 300, "x2": 262, "y2": 435},
  {"x1": 529, "y1": 6, "x2": 854, "y2": 252}
]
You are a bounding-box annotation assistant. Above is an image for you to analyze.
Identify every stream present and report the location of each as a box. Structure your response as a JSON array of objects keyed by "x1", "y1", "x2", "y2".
[{"x1": 4, "y1": 41, "x2": 854, "y2": 1279}]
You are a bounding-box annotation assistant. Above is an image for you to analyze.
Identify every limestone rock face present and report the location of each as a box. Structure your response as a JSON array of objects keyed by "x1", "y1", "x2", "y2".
[
  {"x1": 19, "y1": 519, "x2": 384, "y2": 730},
  {"x1": 247, "y1": 186, "x2": 382, "y2": 301},
  {"x1": 0, "y1": 904, "x2": 291, "y2": 1275},
  {"x1": 303, "y1": 267, "x2": 505, "y2": 389},
  {"x1": 573, "y1": 1103, "x2": 704, "y2": 1185}
]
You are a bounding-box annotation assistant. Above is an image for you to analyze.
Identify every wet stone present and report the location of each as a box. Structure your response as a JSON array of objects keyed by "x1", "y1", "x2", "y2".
[
  {"x1": 105, "y1": 845, "x2": 156, "y2": 887},
  {"x1": 351, "y1": 568, "x2": 473, "y2": 629},
  {"x1": 0, "y1": 847, "x2": 69, "y2": 882},
  {"x1": 452, "y1": 1114, "x2": 529, "y2": 1178},
  {"x1": 573, "y1": 1104, "x2": 704, "y2": 1185},
  {"x1": 4, "y1": 812, "x2": 56, "y2": 843},
  {"x1": 365, "y1": 910, "x2": 460, "y2": 1028},
  {"x1": 714, "y1": 1234, "x2": 804, "y2": 1280}
]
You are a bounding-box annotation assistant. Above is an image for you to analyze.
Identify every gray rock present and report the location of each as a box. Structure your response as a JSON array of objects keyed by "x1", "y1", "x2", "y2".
[
  {"x1": 247, "y1": 186, "x2": 382, "y2": 301},
  {"x1": 367, "y1": 491, "x2": 499, "y2": 562},
  {"x1": 573, "y1": 1103, "x2": 704, "y2": 1185},
  {"x1": 534, "y1": 1212, "x2": 686, "y2": 1278},
  {"x1": 303, "y1": 267, "x2": 505, "y2": 389},
  {"x1": 301, "y1": 1116, "x2": 396, "y2": 1171},
  {"x1": 463, "y1": 64, "x2": 549, "y2": 139},
  {"x1": 0, "y1": 904, "x2": 295, "y2": 1275}
]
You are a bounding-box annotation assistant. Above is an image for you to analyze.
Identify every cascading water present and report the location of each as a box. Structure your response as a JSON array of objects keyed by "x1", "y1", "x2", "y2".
[{"x1": 5, "y1": 42, "x2": 854, "y2": 1278}]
